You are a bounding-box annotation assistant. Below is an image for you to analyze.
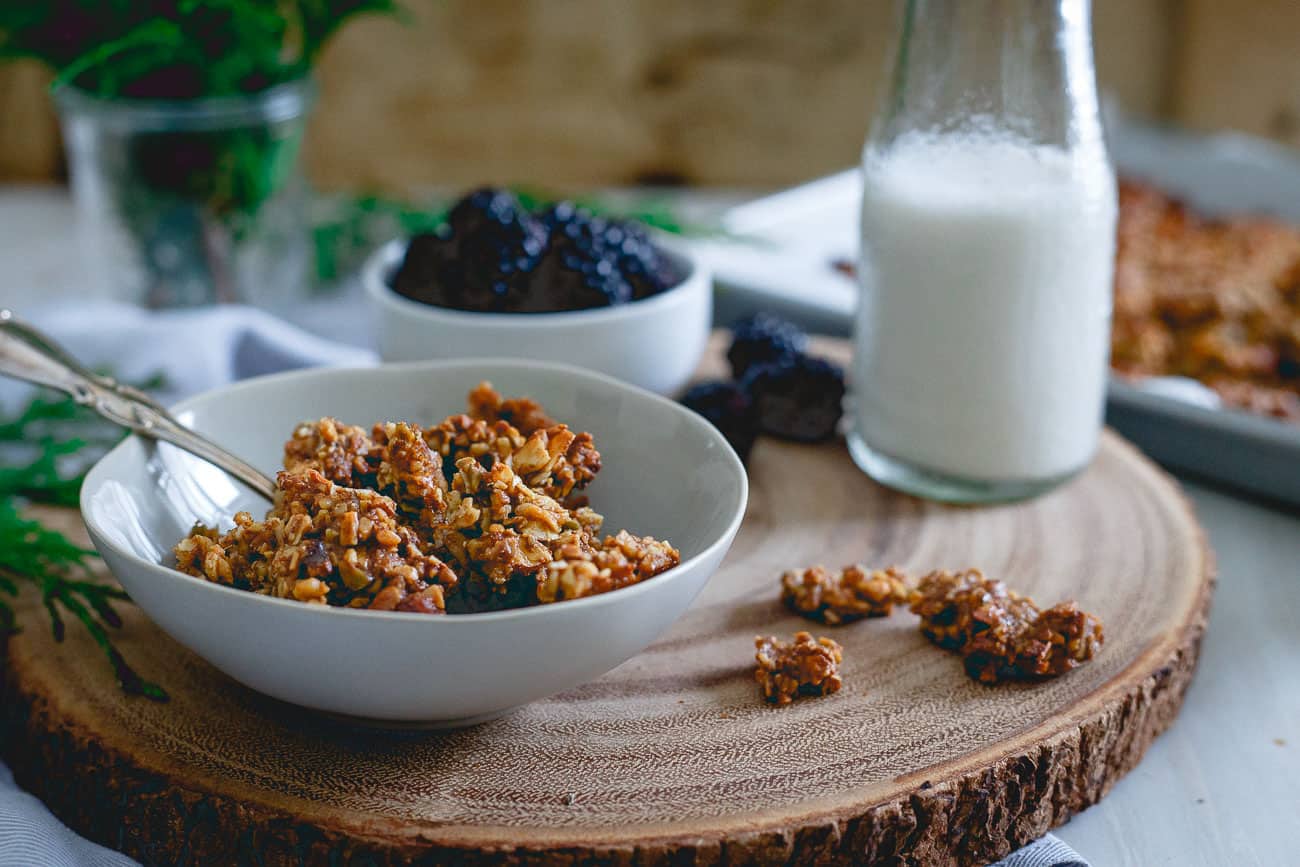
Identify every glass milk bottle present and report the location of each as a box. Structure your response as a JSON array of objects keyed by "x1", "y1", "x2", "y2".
[{"x1": 849, "y1": 0, "x2": 1117, "y2": 503}]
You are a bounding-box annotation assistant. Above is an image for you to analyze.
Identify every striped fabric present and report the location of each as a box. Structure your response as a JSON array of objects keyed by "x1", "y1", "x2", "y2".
[{"x1": 992, "y1": 834, "x2": 1090, "y2": 867}]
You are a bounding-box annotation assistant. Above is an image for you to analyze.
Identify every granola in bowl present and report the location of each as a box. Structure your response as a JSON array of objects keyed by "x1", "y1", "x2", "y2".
[{"x1": 172, "y1": 383, "x2": 679, "y2": 615}]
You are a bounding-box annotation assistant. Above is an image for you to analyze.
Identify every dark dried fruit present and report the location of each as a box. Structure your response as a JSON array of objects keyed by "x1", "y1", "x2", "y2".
[
  {"x1": 300, "y1": 539, "x2": 331, "y2": 577},
  {"x1": 727, "y1": 313, "x2": 808, "y2": 379},
  {"x1": 741, "y1": 355, "x2": 845, "y2": 442},
  {"x1": 680, "y1": 380, "x2": 760, "y2": 462}
]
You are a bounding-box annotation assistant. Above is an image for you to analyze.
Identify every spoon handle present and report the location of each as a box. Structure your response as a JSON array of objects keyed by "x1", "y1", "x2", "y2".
[{"x1": 0, "y1": 310, "x2": 277, "y2": 502}]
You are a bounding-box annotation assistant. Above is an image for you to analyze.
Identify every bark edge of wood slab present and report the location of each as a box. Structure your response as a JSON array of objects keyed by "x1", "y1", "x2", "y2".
[{"x1": 0, "y1": 338, "x2": 1214, "y2": 866}]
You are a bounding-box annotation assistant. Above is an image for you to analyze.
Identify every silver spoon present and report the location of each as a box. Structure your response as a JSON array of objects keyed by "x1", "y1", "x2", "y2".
[{"x1": 0, "y1": 309, "x2": 277, "y2": 501}]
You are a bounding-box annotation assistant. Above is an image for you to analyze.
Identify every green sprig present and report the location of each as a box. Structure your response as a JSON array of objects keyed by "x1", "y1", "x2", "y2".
[{"x1": 0, "y1": 383, "x2": 169, "y2": 701}]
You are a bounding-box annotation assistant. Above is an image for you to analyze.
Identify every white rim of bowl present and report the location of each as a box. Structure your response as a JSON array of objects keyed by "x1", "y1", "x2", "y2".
[
  {"x1": 363, "y1": 237, "x2": 704, "y2": 327},
  {"x1": 81, "y1": 357, "x2": 748, "y2": 625}
]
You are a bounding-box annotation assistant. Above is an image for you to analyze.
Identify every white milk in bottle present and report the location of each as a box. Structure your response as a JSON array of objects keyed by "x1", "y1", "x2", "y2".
[
  {"x1": 848, "y1": 0, "x2": 1117, "y2": 502},
  {"x1": 851, "y1": 134, "x2": 1116, "y2": 489}
]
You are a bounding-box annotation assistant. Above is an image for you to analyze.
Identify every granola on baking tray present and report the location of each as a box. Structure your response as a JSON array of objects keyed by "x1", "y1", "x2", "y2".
[
  {"x1": 1111, "y1": 179, "x2": 1300, "y2": 422},
  {"x1": 173, "y1": 383, "x2": 678, "y2": 614},
  {"x1": 781, "y1": 564, "x2": 911, "y2": 624},
  {"x1": 909, "y1": 569, "x2": 1104, "y2": 683},
  {"x1": 754, "y1": 631, "x2": 844, "y2": 705}
]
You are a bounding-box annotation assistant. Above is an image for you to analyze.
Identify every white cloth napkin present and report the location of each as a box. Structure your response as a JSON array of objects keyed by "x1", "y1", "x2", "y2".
[
  {"x1": 0, "y1": 302, "x2": 1087, "y2": 867},
  {"x1": 0, "y1": 300, "x2": 375, "y2": 409}
]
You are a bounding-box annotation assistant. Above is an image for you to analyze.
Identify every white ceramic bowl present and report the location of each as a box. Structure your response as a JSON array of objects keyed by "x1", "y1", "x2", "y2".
[
  {"x1": 364, "y1": 238, "x2": 711, "y2": 395},
  {"x1": 80, "y1": 360, "x2": 747, "y2": 725}
]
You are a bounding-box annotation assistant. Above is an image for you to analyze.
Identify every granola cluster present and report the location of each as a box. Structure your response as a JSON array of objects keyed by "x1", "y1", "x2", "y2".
[
  {"x1": 466, "y1": 381, "x2": 556, "y2": 435},
  {"x1": 780, "y1": 564, "x2": 910, "y2": 624},
  {"x1": 909, "y1": 569, "x2": 1104, "y2": 683},
  {"x1": 283, "y1": 417, "x2": 379, "y2": 488},
  {"x1": 760, "y1": 564, "x2": 1105, "y2": 702},
  {"x1": 538, "y1": 530, "x2": 680, "y2": 604},
  {"x1": 754, "y1": 631, "x2": 844, "y2": 706},
  {"x1": 1112, "y1": 179, "x2": 1300, "y2": 422},
  {"x1": 424, "y1": 414, "x2": 600, "y2": 506},
  {"x1": 174, "y1": 468, "x2": 455, "y2": 613},
  {"x1": 173, "y1": 384, "x2": 678, "y2": 615}
]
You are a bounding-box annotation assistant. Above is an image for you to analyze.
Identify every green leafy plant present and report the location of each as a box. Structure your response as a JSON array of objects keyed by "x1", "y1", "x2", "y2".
[
  {"x1": 0, "y1": 379, "x2": 169, "y2": 700},
  {"x1": 1, "y1": 0, "x2": 400, "y2": 218},
  {"x1": 1, "y1": 2, "x2": 401, "y2": 306},
  {"x1": 0, "y1": 2, "x2": 399, "y2": 99}
]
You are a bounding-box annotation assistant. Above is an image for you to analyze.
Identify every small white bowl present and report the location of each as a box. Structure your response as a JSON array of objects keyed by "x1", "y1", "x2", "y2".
[
  {"x1": 80, "y1": 360, "x2": 747, "y2": 725},
  {"x1": 364, "y1": 238, "x2": 711, "y2": 396}
]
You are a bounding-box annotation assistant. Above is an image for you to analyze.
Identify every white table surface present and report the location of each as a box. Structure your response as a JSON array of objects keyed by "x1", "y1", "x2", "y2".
[{"x1": 1, "y1": 186, "x2": 1297, "y2": 866}]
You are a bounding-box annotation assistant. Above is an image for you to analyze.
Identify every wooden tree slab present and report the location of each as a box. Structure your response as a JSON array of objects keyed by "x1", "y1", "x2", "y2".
[{"x1": 0, "y1": 338, "x2": 1213, "y2": 866}]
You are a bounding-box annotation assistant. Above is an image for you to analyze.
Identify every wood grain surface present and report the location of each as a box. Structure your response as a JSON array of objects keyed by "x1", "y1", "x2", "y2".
[{"x1": 0, "y1": 337, "x2": 1213, "y2": 866}]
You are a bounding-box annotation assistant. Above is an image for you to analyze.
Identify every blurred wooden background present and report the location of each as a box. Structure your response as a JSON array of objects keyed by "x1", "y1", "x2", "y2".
[{"x1": 2, "y1": 0, "x2": 1298, "y2": 191}]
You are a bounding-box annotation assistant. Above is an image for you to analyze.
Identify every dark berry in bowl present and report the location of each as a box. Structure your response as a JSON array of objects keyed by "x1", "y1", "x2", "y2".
[
  {"x1": 390, "y1": 188, "x2": 684, "y2": 314},
  {"x1": 727, "y1": 313, "x2": 808, "y2": 379},
  {"x1": 741, "y1": 356, "x2": 845, "y2": 442},
  {"x1": 680, "y1": 380, "x2": 760, "y2": 463},
  {"x1": 525, "y1": 204, "x2": 636, "y2": 311},
  {"x1": 392, "y1": 188, "x2": 547, "y2": 312},
  {"x1": 390, "y1": 230, "x2": 455, "y2": 307},
  {"x1": 447, "y1": 187, "x2": 528, "y2": 239},
  {"x1": 447, "y1": 188, "x2": 549, "y2": 311},
  {"x1": 611, "y1": 218, "x2": 681, "y2": 300}
]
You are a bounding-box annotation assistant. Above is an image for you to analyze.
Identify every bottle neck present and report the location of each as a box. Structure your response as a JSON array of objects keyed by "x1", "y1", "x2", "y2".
[{"x1": 875, "y1": 0, "x2": 1101, "y2": 150}]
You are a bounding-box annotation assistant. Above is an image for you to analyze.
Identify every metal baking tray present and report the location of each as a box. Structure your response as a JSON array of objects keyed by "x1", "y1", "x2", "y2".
[{"x1": 692, "y1": 113, "x2": 1300, "y2": 506}]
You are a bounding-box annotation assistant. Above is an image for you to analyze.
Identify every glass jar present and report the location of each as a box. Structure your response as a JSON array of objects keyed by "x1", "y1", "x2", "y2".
[
  {"x1": 849, "y1": 0, "x2": 1117, "y2": 503},
  {"x1": 55, "y1": 81, "x2": 314, "y2": 311}
]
